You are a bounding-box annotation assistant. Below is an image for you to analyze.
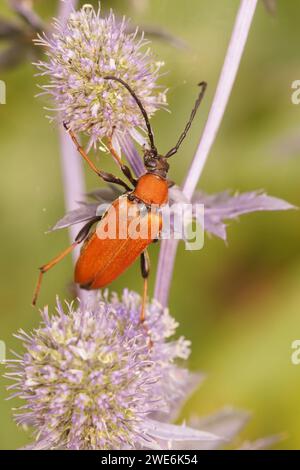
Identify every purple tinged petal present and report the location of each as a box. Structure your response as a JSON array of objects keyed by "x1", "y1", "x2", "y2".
[
  {"x1": 192, "y1": 190, "x2": 296, "y2": 241},
  {"x1": 86, "y1": 186, "x2": 123, "y2": 202},
  {"x1": 169, "y1": 186, "x2": 189, "y2": 204},
  {"x1": 50, "y1": 204, "x2": 98, "y2": 231},
  {"x1": 189, "y1": 407, "x2": 250, "y2": 449},
  {"x1": 141, "y1": 419, "x2": 225, "y2": 450},
  {"x1": 239, "y1": 434, "x2": 284, "y2": 450},
  {"x1": 50, "y1": 186, "x2": 123, "y2": 231},
  {"x1": 119, "y1": 132, "x2": 145, "y2": 177},
  {"x1": 168, "y1": 372, "x2": 206, "y2": 423},
  {"x1": 156, "y1": 187, "x2": 295, "y2": 306}
]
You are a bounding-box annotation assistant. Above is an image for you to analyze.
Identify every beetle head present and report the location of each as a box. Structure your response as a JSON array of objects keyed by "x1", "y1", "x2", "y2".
[{"x1": 143, "y1": 148, "x2": 169, "y2": 179}]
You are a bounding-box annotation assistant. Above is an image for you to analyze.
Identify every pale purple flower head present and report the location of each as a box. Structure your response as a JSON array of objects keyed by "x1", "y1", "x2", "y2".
[
  {"x1": 34, "y1": 3, "x2": 167, "y2": 150},
  {"x1": 6, "y1": 290, "x2": 207, "y2": 450},
  {"x1": 5, "y1": 291, "x2": 278, "y2": 451}
]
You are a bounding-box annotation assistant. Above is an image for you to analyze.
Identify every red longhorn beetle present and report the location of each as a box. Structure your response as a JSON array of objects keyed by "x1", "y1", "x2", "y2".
[{"x1": 33, "y1": 76, "x2": 207, "y2": 322}]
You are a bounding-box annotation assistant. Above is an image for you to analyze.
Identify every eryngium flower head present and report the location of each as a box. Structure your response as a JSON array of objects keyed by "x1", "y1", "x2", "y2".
[
  {"x1": 34, "y1": 3, "x2": 167, "y2": 149},
  {"x1": 6, "y1": 290, "x2": 194, "y2": 450}
]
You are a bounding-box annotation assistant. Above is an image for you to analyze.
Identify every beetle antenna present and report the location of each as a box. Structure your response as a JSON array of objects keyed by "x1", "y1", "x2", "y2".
[
  {"x1": 104, "y1": 75, "x2": 157, "y2": 154},
  {"x1": 165, "y1": 81, "x2": 207, "y2": 158}
]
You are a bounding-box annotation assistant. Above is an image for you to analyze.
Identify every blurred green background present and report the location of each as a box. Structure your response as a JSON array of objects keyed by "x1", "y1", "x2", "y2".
[{"x1": 1, "y1": 0, "x2": 300, "y2": 449}]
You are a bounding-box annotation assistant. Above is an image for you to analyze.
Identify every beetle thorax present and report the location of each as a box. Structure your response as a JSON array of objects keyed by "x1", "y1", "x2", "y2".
[{"x1": 133, "y1": 173, "x2": 168, "y2": 206}]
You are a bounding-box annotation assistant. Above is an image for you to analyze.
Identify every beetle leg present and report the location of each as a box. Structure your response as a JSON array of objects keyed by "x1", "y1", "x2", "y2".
[
  {"x1": 63, "y1": 123, "x2": 132, "y2": 192},
  {"x1": 32, "y1": 242, "x2": 79, "y2": 306},
  {"x1": 107, "y1": 137, "x2": 138, "y2": 187},
  {"x1": 140, "y1": 249, "x2": 153, "y2": 347},
  {"x1": 75, "y1": 216, "x2": 102, "y2": 242},
  {"x1": 32, "y1": 217, "x2": 102, "y2": 306},
  {"x1": 167, "y1": 179, "x2": 175, "y2": 188}
]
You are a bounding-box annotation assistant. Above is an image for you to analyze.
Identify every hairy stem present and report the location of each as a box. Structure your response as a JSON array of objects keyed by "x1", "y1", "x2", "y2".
[{"x1": 57, "y1": 0, "x2": 88, "y2": 301}]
